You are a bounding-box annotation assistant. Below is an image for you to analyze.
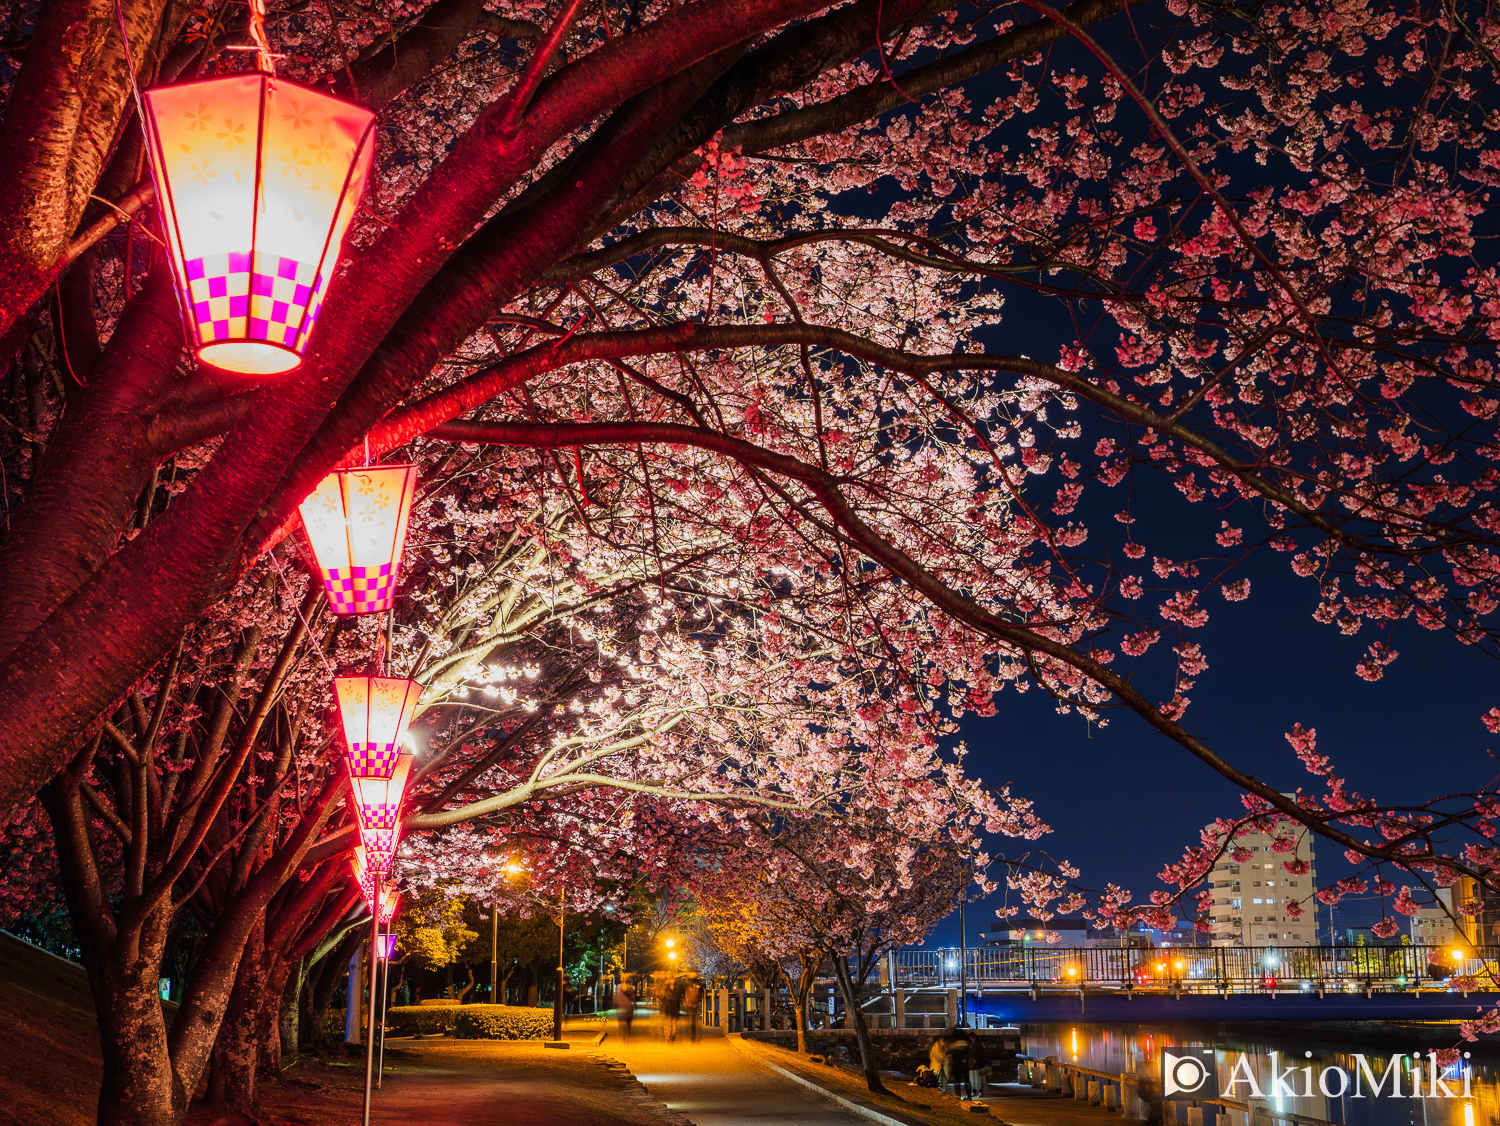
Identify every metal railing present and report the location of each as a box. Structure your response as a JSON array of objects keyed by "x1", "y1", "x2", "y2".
[{"x1": 890, "y1": 944, "x2": 1498, "y2": 993}]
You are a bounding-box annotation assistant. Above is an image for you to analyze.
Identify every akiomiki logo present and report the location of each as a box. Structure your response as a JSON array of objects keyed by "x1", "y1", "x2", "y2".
[
  {"x1": 1162, "y1": 1048, "x2": 1216, "y2": 1098},
  {"x1": 1163, "y1": 1048, "x2": 1474, "y2": 1101}
]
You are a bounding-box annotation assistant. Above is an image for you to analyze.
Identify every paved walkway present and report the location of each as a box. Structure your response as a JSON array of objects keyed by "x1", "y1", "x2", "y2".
[{"x1": 600, "y1": 1015, "x2": 871, "y2": 1126}]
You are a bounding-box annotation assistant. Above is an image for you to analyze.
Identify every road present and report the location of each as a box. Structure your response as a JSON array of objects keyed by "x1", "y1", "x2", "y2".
[{"x1": 601, "y1": 1015, "x2": 872, "y2": 1126}]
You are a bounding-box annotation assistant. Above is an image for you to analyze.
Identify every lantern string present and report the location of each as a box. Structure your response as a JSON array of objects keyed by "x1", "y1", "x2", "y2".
[
  {"x1": 269, "y1": 550, "x2": 337, "y2": 676},
  {"x1": 246, "y1": 0, "x2": 277, "y2": 74},
  {"x1": 111, "y1": 0, "x2": 149, "y2": 127}
]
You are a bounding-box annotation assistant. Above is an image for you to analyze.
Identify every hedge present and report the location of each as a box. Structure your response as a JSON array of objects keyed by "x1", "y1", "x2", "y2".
[
  {"x1": 452, "y1": 1005, "x2": 555, "y2": 1041},
  {"x1": 387, "y1": 1004, "x2": 461, "y2": 1037}
]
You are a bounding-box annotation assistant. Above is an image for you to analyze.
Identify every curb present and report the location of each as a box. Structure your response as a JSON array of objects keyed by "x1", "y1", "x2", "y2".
[{"x1": 726, "y1": 1033, "x2": 944, "y2": 1126}]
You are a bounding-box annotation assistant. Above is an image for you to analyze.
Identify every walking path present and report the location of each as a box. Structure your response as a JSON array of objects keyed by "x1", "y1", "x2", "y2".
[{"x1": 601, "y1": 1015, "x2": 873, "y2": 1126}]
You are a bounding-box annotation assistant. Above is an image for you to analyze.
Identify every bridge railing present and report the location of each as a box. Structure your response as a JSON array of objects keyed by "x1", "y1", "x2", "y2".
[{"x1": 890, "y1": 943, "x2": 1499, "y2": 991}]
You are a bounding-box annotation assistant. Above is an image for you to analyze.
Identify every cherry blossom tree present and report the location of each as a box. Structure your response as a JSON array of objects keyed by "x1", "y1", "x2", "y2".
[
  {"x1": 696, "y1": 815, "x2": 970, "y2": 1092},
  {"x1": 4, "y1": 0, "x2": 1500, "y2": 1113}
]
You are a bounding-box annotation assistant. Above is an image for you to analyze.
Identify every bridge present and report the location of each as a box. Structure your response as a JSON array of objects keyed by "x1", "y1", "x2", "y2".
[{"x1": 879, "y1": 943, "x2": 1499, "y2": 1022}]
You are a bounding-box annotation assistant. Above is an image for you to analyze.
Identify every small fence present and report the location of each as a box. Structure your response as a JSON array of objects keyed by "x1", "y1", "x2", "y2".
[
  {"x1": 1036, "y1": 1059, "x2": 1341, "y2": 1126},
  {"x1": 890, "y1": 943, "x2": 1497, "y2": 994}
]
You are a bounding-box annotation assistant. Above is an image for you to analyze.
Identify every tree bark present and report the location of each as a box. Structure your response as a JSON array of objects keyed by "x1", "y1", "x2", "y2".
[
  {"x1": 280, "y1": 958, "x2": 306, "y2": 1060},
  {"x1": 832, "y1": 958, "x2": 884, "y2": 1094},
  {"x1": 208, "y1": 918, "x2": 268, "y2": 1110}
]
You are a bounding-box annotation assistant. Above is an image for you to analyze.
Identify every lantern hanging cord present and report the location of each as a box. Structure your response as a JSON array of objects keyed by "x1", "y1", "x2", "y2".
[
  {"x1": 112, "y1": 0, "x2": 149, "y2": 125},
  {"x1": 270, "y1": 550, "x2": 337, "y2": 676},
  {"x1": 247, "y1": 0, "x2": 278, "y2": 74}
]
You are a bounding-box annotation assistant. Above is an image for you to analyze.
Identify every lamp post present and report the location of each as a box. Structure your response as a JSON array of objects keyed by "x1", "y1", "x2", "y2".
[
  {"x1": 361, "y1": 870, "x2": 380, "y2": 1126},
  {"x1": 959, "y1": 888, "x2": 968, "y2": 1028},
  {"x1": 554, "y1": 885, "x2": 566, "y2": 1042},
  {"x1": 491, "y1": 896, "x2": 499, "y2": 1003}
]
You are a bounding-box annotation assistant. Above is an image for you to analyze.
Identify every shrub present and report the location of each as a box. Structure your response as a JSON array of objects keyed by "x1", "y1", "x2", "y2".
[
  {"x1": 387, "y1": 1005, "x2": 461, "y2": 1037},
  {"x1": 453, "y1": 1005, "x2": 556, "y2": 1041}
]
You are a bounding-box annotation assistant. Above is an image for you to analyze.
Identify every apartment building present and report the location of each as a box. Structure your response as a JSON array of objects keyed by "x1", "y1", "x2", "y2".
[{"x1": 1204, "y1": 818, "x2": 1317, "y2": 947}]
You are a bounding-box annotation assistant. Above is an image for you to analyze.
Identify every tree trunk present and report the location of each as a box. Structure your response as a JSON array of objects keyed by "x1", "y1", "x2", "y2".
[
  {"x1": 280, "y1": 958, "x2": 306, "y2": 1059},
  {"x1": 832, "y1": 958, "x2": 884, "y2": 1094},
  {"x1": 93, "y1": 950, "x2": 188, "y2": 1126},
  {"x1": 301, "y1": 934, "x2": 358, "y2": 1051},
  {"x1": 208, "y1": 919, "x2": 270, "y2": 1111},
  {"x1": 454, "y1": 963, "x2": 476, "y2": 1004},
  {"x1": 792, "y1": 956, "x2": 817, "y2": 1055}
]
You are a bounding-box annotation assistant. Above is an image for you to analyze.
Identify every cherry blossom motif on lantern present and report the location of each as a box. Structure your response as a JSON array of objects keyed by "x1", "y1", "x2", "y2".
[
  {"x1": 332, "y1": 674, "x2": 422, "y2": 779},
  {"x1": 299, "y1": 465, "x2": 418, "y2": 615},
  {"x1": 140, "y1": 74, "x2": 376, "y2": 374}
]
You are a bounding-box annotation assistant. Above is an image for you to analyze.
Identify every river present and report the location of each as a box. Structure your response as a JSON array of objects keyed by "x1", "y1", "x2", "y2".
[{"x1": 1017, "y1": 1022, "x2": 1497, "y2": 1126}]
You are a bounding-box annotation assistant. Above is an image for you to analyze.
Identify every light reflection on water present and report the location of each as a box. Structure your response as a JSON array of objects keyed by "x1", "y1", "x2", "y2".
[{"x1": 1019, "y1": 1023, "x2": 1497, "y2": 1126}]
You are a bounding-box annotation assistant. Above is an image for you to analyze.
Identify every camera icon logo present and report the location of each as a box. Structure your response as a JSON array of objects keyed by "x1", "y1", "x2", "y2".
[{"x1": 1162, "y1": 1050, "x2": 1213, "y2": 1096}]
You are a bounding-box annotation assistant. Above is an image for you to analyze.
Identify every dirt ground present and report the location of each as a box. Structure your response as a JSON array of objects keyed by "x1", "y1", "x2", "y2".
[{"x1": 182, "y1": 1039, "x2": 690, "y2": 1126}]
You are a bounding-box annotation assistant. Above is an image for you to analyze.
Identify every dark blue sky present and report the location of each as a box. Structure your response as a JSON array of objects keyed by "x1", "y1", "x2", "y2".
[{"x1": 920, "y1": 436, "x2": 1500, "y2": 944}]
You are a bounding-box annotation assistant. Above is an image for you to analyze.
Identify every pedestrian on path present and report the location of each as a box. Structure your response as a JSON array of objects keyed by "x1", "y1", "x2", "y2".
[
  {"x1": 966, "y1": 1030, "x2": 988, "y2": 1099},
  {"x1": 615, "y1": 978, "x2": 636, "y2": 1041},
  {"x1": 929, "y1": 1031, "x2": 952, "y2": 1090},
  {"x1": 682, "y1": 973, "x2": 705, "y2": 1042},
  {"x1": 944, "y1": 1029, "x2": 971, "y2": 1100},
  {"x1": 663, "y1": 974, "x2": 687, "y2": 1042}
]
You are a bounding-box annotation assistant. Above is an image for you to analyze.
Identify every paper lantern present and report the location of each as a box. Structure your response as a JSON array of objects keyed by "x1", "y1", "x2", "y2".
[
  {"x1": 299, "y1": 465, "x2": 419, "y2": 615},
  {"x1": 377, "y1": 887, "x2": 401, "y2": 926},
  {"x1": 351, "y1": 753, "x2": 412, "y2": 854},
  {"x1": 334, "y1": 675, "x2": 422, "y2": 778},
  {"x1": 140, "y1": 74, "x2": 376, "y2": 374},
  {"x1": 375, "y1": 932, "x2": 399, "y2": 960},
  {"x1": 351, "y1": 843, "x2": 394, "y2": 893}
]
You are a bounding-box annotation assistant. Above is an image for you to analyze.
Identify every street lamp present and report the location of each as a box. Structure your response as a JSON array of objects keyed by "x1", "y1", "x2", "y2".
[{"x1": 491, "y1": 859, "x2": 525, "y2": 1004}]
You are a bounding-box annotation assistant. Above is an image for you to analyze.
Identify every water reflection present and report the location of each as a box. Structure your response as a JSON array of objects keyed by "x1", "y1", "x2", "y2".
[{"x1": 1021, "y1": 1023, "x2": 1496, "y2": 1126}]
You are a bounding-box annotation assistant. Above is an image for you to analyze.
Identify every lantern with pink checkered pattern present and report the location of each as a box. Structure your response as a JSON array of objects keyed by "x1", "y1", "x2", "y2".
[
  {"x1": 298, "y1": 464, "x2": 418, "y2": 615},
  {"x1": 140, "y1": 74, "x2": 376, "y2": 374}
]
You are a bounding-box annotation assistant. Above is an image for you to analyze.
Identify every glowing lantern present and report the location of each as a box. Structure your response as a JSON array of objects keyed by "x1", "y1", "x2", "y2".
[
  {"x1": 377, "y1": 887, "x2": 401, "y2": 926},
  {"x1": 334, "y1": 674, "x2": 422, "y2": 778},
  {"x1": 351, "y1": 753, "x2": 413, "y2": 854},
  {"x1": 375, "y1": 933, "x2": 399, "y2": 960},
  {"x1": 299, "y1": 465, "x2": 419, "y2": 615},
  {"x1": 140, "y1": 74, "x2": 376, "y2": 374},
  {"x1": 351, "y1": 844, "x2": 394, "y2": 897}
]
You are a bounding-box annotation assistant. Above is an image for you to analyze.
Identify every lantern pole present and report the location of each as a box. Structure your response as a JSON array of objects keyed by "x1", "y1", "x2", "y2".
[
  {"x1": 553, "y1": 884, "x2": 565, "y2": 1042},
  {"x1": 377, "y1": 932, "x2": 389, "y2": 1087},
  {"x1": 362, "y1": 871, "x2": 379, "y2": 1126}
]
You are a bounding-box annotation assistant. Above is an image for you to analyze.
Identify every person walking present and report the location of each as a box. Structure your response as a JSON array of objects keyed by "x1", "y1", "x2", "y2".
[
  {"x1": 944, "y1": 1030, "x2": 971, "y2": 1100},
  {"x1": 929, "y1": 1030, "x2": 952, "y2": 1091},
  {"x1": 660, "y1": 973, "x2": 682, "y2": 1042},
  {"x1": 967, "y1": 1030, "x2": 988, "y2": 1100},
  {"x1": 681, "y1": 974, "x2": 705, "y2": 1042},
  {"x1": 614, "y1": 978, "x2": 636, "y2": 1041}
]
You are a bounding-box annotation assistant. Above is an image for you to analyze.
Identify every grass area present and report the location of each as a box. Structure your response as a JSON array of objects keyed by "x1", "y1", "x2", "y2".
[
  {"x1": 0, "y1": 934, "x2": 672, "y2": 1126},
  {"x1": 733, "y1": 1035, "x2": 1001, "y2": 1125},
  {"x1": 736, "y1": 1036, "x2": 1132, "y2": 1126},
  {"x1": 0, "y1": 930, "x2": 176, "y2": 1125}
]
